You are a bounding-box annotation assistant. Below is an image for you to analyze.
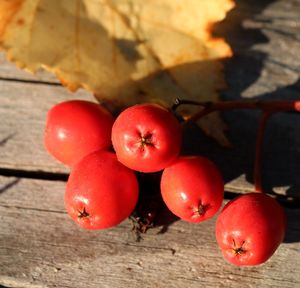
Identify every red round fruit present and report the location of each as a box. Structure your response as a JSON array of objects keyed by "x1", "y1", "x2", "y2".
[
  {"x1": 44, "y1": 100, "x2": 114, "y2": 166},
  {"x1": 160, "y1": 156, "x2": 224, "y2": 223},
  {"x1": 215, "y1": 193, "x2": 286, "y2": 266},
  {"x1": 64, "y1": 150, "x2": 139, "y2": 229},
  {"x1": 111, "y1": 103, "x2": 182, "y2": 173}
]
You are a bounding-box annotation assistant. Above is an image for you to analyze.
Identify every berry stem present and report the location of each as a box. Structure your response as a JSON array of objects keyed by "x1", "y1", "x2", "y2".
[
  {"x1": 172, "y1": 98, "x2": 300, "y2": 193},
  {"x1": 254, "y1": 112, "x2": 273, "y2": 193},
  {"x1": 172, "y1": 98, "x2": 300, "y2": 119}
]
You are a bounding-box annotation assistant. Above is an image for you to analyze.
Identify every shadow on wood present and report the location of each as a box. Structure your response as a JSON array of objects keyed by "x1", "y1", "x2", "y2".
[
  {"x1": 284, "y1": 208, "x2": 300, "y2": 243},
  {"x1": 215, "y1": 0, "x2": 300, "y2": 199},
  {"x1": 133, "y1": 0, "x2": 300, "y2": 236}
]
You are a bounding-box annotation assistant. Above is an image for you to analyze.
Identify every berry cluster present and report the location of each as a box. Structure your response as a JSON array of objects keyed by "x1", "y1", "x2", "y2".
[{"x1": 44, "y1": 100, "x2": 286, "y2": 266}]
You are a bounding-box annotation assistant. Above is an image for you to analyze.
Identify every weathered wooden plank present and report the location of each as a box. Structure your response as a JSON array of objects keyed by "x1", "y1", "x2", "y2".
[
  {"x1": 0, "y1": 1, "x2": 299, "y2": 287},
  {"x1": 0, "y1": 176, "x2": 299, "y2": 288},
  {"x1": 0, "y1": 0, "x2": 299, "y2": 198},
  {"x1": 1, "y1": 77, "x2": 300, "y2": 197}
]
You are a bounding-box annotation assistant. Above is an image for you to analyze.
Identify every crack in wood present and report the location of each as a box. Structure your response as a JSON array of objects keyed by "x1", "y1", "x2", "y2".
[
  {"x1": 0, "y1": 76, "x2": 60, "y2": 86},
  {"x1": 0, "y1": 133, "x2": 16, "y2": 147},
  {"x1": 0, "y1": 204, "x2": 65, "y2": 214},
  {"x1": 0, "y1": 168, "x2": 68, "y2": 181},
  {"x1": 0, "y1": 178, "x2": 20, "y2": 194}
]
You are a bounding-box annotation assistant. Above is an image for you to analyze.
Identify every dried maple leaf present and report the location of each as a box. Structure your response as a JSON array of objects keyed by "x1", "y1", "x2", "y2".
[{"x1": 0, "y1": 0, "x2": 234, "y2": 146}]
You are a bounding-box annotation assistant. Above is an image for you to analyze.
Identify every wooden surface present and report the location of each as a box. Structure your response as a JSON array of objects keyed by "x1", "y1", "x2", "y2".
[
  {"x1": 1, "y1": 176, "x2": 300, "y2": 288},
  {"x1": 1, "y1": 0, "x2": 300, "y2": 287}
]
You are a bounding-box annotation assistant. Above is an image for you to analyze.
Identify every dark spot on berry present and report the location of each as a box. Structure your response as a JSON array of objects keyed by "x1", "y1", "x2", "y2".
[
  {"x1": 192, "y1": 202, "x2": 211, "y2": 217},
  {"x1": 140, "y1": 133, "x2": 153, "y2": 147},
  {"x1": 232, "y1": 240, "x2": 246, "y2": 255},
  {"x1": 78, "y1": 207, "x2": 89, "y2": 218}
]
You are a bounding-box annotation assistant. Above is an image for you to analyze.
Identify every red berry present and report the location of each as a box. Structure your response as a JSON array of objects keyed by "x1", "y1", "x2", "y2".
[
  {"x1": 111, "y1": 103, "x2": 182, "y2": 172},
  {"x1": 64, "y1": 150, "x2": 139, "y2": 229},
  {"x1": 160, "y1": 156, "x2": 224, "y2": 223},
  {"x1": 44, "y1": 100, "x2": 114, "y2": 166},
  {"x1": 216, "y1": 193, "x2": 286, "y2": 266}
]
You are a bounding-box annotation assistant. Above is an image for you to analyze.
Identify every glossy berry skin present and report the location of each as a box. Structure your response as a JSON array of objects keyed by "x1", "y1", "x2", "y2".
[
  {"x1": 64, "y1": 150, "x2": 139, "y2": 230},
  {"x1": 216, "y1": 193, "x2": 286, "y2": 266},
  {"x1": 111, "y1": 103, "x2": 182, "y2": 173},
  {"x1": 44, "y1": 100, "x2": 114, "y2": 166},
  {"x1": 160, "y1": 156, "x2": 224, "y2": 223}
]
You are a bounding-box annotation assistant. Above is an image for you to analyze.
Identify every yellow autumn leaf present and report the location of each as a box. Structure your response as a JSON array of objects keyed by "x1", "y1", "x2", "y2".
[{"x1": 0, "y1": 0, "x2": 234, "y2": 146}]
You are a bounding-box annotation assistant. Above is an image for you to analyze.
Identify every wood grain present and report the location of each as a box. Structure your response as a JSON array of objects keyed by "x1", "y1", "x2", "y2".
[
  {"x1": 0, "y1": 76, "x2": 299, "y2": 197},
  {"x1": 0, "y1": 0, "x2": 299, "y2": 198},
  {"x1": 0, "y1": 1, "x2": 300, "y2": 286},
  {"x1": 0, "y1": 176, "x2": 299, "y2": 288}
]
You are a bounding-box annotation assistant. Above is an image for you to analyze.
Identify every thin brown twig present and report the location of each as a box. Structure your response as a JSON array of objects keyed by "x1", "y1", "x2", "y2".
[
  {"x1": 173, "y1": 98, "x2": 300, "y2": 193},
  {"x1": 172, "y1": 99, "x2": 300, "y2": 121},
  {"x1": 254, "y1": 112, "x2": 273, "y2": 193}
]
